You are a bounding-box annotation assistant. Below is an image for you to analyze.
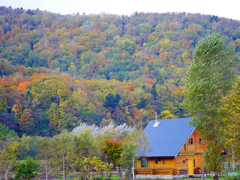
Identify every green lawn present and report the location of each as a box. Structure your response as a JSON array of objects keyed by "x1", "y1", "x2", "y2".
[{"x1": 53, "y1": 174, "x2": 120, "y2": 180}]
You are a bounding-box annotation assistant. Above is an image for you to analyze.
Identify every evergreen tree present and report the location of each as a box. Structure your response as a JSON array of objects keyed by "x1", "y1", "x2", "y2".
[
  {"x1": 150, "y1": 84, "x2": 157, "y2": 100},
  {"x1": 115, "y1": 93, "x2": 121, "y2": 104},
  {"x1": 137, "y1": 98, "x2": 147, "y2": 109},
  {"x1": 104, "y1": 93, "x2": 121, "y2": 109}
]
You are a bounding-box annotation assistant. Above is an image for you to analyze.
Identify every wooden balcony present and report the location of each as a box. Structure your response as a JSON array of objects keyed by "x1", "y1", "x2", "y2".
[{"x1": 134, "y1": 168, "x2": 180, "y2": 175}]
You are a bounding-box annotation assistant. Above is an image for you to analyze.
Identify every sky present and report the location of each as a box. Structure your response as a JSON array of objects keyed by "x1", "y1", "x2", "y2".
[{"x1": 0, "y1": 0, "x2": 240, "y2": 21}]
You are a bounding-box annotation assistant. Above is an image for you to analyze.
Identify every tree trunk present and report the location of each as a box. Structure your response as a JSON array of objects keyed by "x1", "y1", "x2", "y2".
[
  {"x1": 214, "y1": 175, "x2": 219, "y2": 180},
  {"x1": 46, "y1": 162, "x2": 48, "y2": 180},
  {"x1": 118, "y1": 166, "x2": 121, "y2": 178},
  {"x1": 132, "y1": 157, "x2": 135, "y2": 179},
  {"x1": 63, "y1": 153, "x2": 66, "y2": 180},
  {"x1": 0, "y1": 169, "x2": 2, "y2": 180},
  {"x1": 4, "y1": 165, "x2": 9, "y2": 180},
  {"x1": 232, "y1": 155, "x2": 236, "y2": 171}
]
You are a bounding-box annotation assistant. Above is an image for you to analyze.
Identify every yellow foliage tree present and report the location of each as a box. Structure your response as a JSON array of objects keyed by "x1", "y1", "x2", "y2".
[{"x1": 219, "y1": 81, "x2": 240, "y2": 169}]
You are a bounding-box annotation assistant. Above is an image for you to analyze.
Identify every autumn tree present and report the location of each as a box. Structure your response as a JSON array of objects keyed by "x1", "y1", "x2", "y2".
[
  {"x1": 219, "y1": 81, "x2": 240, "y2": 170},
  {"x1": 183, "y1": 33, "x2": 238, "y2": 180},
  {"x1": 74, "y1": 156, "x2": 113, "y2": 180},
  {"x1": 101, "y1": 140, "x2": 123, "y2": 177},
  {"x1": 160, "y1": 110, "x2": 176, "y2": 119},
  {"x1": 134, "y1": 109, "x2": 149, "y2": 130}
]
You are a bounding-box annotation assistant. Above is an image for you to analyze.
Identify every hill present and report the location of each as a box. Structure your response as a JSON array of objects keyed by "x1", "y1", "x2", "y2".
[{"x1": 0, "y1": 6, "x2": 240, "y2": 136}]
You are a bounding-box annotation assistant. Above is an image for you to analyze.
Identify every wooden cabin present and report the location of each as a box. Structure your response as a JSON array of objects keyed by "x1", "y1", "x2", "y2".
[{"x1": 135, "y1": 118, "x2": 206, "y2": 175}]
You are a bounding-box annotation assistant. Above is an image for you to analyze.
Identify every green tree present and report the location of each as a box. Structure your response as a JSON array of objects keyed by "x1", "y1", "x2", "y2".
[
  {"x1": 0, "y1": 138, "x2": 17, "y2": 180},
  {"x1": 73, "y1": 128, "x2": 97, "y2": 158},
  {"x1": 51, "y1": 130, "x2": 73, "y2": 180},
  {"x1": 183, "y1": 33, "x2": 238, "y2": 180},
  {"x1": 38, "y1": 137, "x2": 53, "y2": 180},
  {"x1": 15, "y1": 156, "x2": 38, "y2": 180},
  {"x1": 137, "y1": 98, "x2": 147, "y2": 109},
  {"x1": 103, "y1": 93, "x2": 121, "y2": 109},
  {"x1": 120, "y1": 141, "x2": 138, "y2": 179},
  {"x1": 150, "y1": 84, "x2": 157, "y2": 100},
  {"x1": 0, "y1": 123, "x2": 18, "y2": 141}
]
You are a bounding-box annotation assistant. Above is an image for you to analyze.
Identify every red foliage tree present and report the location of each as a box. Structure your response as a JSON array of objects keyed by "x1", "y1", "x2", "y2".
[{"x1": 101, "y1": 140, "x2": 123, "y2": 170}]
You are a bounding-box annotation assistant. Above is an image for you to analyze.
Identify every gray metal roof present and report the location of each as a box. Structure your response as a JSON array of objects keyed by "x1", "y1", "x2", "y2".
[{"x1": 142, "y1": 117, "x2": 195, "y2": 157}]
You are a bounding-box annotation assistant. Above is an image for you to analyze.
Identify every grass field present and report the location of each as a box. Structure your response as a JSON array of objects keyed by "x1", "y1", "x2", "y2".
[{"x1": 52, "y1": 169, "x2": 240, "y2": 180}]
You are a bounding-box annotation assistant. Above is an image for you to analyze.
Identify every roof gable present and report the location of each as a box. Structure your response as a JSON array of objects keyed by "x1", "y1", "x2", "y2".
[{"x1": 142, "y1": 117, "x2": 195, "y2": 157}]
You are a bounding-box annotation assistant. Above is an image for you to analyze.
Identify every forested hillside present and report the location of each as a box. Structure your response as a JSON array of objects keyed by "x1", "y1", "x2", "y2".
[{"x1": 0, "y1": 6, "x2": 240, "y2": 137}]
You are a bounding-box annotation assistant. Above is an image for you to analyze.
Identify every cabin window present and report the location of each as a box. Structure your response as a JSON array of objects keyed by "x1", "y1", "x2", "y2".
[
  {"x1": 194, "y1": 159, "x2": 195, "y2": 167},
  {"x1": 163, "y1": 159, "x2": 165, "y2": 165},
  {"x1": 189, "y1": 138, "x2": 193, "y2": 145},
  {"x1": 183, "y1": 160, "x2": 185, "y2": 164},
  {"x1": 141, "y1": 158, "x2": 148, "y2": 167},
  {"x1": 155, "y1": 158, "x2": 158, "y2": 164},
  {"x1": 199, "y1": 138, "x2": 204, "y2": 145}
]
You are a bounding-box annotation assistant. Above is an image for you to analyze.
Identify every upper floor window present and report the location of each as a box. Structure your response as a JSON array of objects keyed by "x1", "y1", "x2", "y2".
[
  {"x1": 189, "y1": 138, "x2": 193, "y2": 145},
  {"x1": 141, "y1": 158, "x2": 148, "y2": 167},
  {"x1": 163, "y1": 158, "x2": 165, "y2": 165},
  {"x1": 199, "y1": 138, "x2": 204, "y2": 145}
]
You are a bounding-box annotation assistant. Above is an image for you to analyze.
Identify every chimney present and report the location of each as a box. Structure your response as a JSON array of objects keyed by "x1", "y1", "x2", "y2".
[
  {"x1": 153, "y1": 112, "x2": 160, "y2": 127},
  {"x1": 155, "y1": 112, "x2": 157, "y2": 123}
]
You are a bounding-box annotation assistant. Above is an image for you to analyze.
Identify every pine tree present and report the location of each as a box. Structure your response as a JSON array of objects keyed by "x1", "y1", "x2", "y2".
[{"x1": 150, "y1": 84, "x2": 157, "y2": 100}]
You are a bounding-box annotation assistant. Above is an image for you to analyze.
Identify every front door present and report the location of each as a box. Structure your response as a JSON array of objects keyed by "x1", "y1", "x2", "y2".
[{"x1": 188, "y1": 160, "x2": 194, "y2": 174}]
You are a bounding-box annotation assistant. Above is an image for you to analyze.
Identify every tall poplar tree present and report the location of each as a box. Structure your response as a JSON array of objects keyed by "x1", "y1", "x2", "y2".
[
  {"x1": 51, "y1": 130, "x2": 73, "y2": 180},
  {"x1": 0, "y1": 138, "x2": 16, "y2": 180},
  {"x1": 183, "y1": 33, "x2": 238, "y2": 180}
]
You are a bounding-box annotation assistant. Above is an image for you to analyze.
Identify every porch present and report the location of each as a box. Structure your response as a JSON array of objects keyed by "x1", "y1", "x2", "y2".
[
  {"x1": 134, "y1": 168, "x2": 181, "y2": 175},
  {"x1": 134, "y1": 167, "x2": 202, "y2": 175}
]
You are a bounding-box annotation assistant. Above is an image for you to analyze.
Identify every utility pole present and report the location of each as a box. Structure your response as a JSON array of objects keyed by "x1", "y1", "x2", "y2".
[
  {"x1": 202, "y1": 168, "x2": 205, "y2": 180},
  {"x1": 132, "y1": 157, "x2": 135, "y2": 179}
]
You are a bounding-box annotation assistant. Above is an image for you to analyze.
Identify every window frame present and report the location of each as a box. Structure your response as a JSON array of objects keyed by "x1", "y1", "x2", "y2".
[
  {"x1": 189, "y1": 138, "x2": 193, "y2": 145},
  {"x1": 141, "y1": 157, "x2": 149, "y2": 167}
]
